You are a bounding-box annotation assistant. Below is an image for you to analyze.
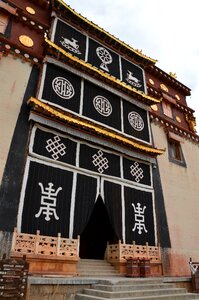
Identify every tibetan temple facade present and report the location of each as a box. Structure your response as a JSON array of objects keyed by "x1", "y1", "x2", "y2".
[{"x1": 0, "y1": 0, "x2": 199, "y2": 277}]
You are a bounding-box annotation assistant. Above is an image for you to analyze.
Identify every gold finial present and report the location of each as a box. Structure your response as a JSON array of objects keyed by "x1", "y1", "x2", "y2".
[
  {"x1": 135, "y1": 49, "x2": 142, "y2": 54},
  {"x1": 169, "y1": 72, "x2": 177, "y2": 79},
  {"x1": 185, "y1": 114, "x2": 197, "y2": 132}
]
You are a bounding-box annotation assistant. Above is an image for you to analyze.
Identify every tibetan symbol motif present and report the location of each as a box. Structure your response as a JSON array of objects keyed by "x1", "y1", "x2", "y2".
[
  {"x1": 93, "y1": 95, "x2": 112, "y2": 116},
  {"x1": 60, "y1": 36, "x2": 81, "y2": 54},
  {"x1": 45, "y1": 135, "x2": 66, "y2": 160},
  {"x1": 132, "y1": 202, "x2": 148, "y2": 235},
  {"x1": 92, "y1": 150, "x2": 109, "y2": 173},
  {"x1": 19, "y1": 35, "x2": 34, "y2": 47},
  {"x1": 130, "y1": 162, "x2": 144, "y2": 183},
  {"x1": 126, "y1": 71, "x2": 142, "y2": 88},
  {"x1": 96, "y1": 47, "x2": 113, "y2": 72},
  {"x1": 35, "y1": 182, "x2": 62, "y2": 221},
  {"x1": 128, "y1": 111, "x2": 144, "y2": 131},
  {"x1": 52, "y1": 77, "x2": 75, "y2": 99}
]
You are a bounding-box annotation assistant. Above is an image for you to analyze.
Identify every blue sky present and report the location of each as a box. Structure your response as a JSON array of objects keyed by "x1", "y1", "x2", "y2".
[{"x1": 63, "y1": 0, "x2": 199, "y2": 132}]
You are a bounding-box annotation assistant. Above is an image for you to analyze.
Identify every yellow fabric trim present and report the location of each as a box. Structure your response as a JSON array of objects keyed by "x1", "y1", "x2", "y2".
[
  {"x1": 55, "y1": 0, "x2": 157, "y2": 64},
  {"x1": 45, "y1": 38, "x2": 161, "y2": 105},
  {"x1": 28, "y1": 97, "x2": 164, "y2": 156}
]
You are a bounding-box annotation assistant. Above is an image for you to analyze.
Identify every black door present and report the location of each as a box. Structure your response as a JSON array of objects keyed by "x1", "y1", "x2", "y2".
[{"x1": 80, "y1": 196, "x2": 117, "y2": 259}]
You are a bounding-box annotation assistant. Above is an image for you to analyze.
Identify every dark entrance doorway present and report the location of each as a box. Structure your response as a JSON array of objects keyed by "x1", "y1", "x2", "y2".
[{"x1": 80, "y1": 196, "x2": 118, "y2": 259}]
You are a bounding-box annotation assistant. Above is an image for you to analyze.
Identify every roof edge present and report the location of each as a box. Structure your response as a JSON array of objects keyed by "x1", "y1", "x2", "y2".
[{"x1": 52, "y1": 0, "x2": 157, "y2": 65}]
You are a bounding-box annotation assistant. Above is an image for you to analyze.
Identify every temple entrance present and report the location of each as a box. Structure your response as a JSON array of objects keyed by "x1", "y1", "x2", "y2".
[{"x1": 79, "y1": 196, "x2": 117, "y2": 259}]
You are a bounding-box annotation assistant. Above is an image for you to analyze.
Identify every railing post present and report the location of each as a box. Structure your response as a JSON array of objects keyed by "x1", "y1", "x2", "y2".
[
  {"x1": 11, "y1": 227, "x2": 17, "y2": 252},
  {"x1": 106, "y1": 241, "x2": 109, "y2": 261},
  {"x1": 35, "y1": 230, "x2": 40, "y2": 255},
  {"x1": 57, "y1": 233, "x2": 61, "y2": 257},
  {"x1": 118, "y1": 240, "x2": 122, "y2": 261},
  {"x1": 158, "y1": 243, "x2": 161, "y2": 261},
  {"x1": 77, "y1": 235, "x2": 80, "y2": 259},
  {"x1": 146, "y1": 242, "x2": 149, "y2": 259},
  {"x1": 133, "y1": 241, "x2": 135, "y2": 258}
]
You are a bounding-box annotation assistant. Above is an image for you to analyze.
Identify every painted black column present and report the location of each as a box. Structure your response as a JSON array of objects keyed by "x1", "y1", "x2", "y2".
[{"x1": 152, "y1": 161, "x2": 171, "y2": 248}]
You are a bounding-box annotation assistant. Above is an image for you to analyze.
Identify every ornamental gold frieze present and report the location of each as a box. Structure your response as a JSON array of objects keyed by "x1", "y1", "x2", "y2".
[
  {"x1": 55, "y1": 0, "x2": 157, "y2": 65},
  {"x1": 27, "y1": 97, "x2": 165, "y2": 156},
  {"x1": 45, "y1": 38, "x2": 161, "y2": 106},
  {"x1": 185, "y1": 114, "x2": 197, "y2": 132}
]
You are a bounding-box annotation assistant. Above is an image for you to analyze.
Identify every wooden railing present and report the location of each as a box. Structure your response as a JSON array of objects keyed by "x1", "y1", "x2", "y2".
[
  {"x1": 11, "y1": 228, "x2": 80, "y2": 261},
  {"x1": 107, "y1": 240, "x2": 161, "y2": 263}
]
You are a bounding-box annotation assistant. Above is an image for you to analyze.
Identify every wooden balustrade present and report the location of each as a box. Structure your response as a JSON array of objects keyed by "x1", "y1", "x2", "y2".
[
  {"x1": 11, "y1": 228, "x2": 79, "y2": 260},
  {"x1": 106, "y1": 240, "x2": 162, "y2": 276},
  {"x1": 10, "y1": 228, "x2": 80, "y2": 275},
  {"x1": 107, "y1": 240, "x2": 161, "y2": 263}
]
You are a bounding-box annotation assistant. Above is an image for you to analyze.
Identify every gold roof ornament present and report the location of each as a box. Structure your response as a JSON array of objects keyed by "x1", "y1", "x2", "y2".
[
  {"x1": 19, "y1": 35, "x2": 34, "y2": 47},
  {"x1": 169, "y1": 72, "x2": 177, "y2": 79},
  {"x1": 176, "y1": 116, "x2": 181, "y2": 123},
  {"x1": 151, "y1": 104, "x2": 158, "y2": 111},
  {"x1": 175, "y1": 94, "x2": 180, "y2": 101},
  {"x1": 160, "y1": 83, "x2": 168, "y2": 92},
  {"x1": 149, "y1": 78, "x2": 155, "y2": 85},
  {"x1": 26, "y1": 7, "x2": 36, "y2": 15},
  {"x1": 27, "y1": 97, "x2": 165, "y2": 156},
  {"x1": 185, "y1": 114, "x2": 197, "y2": 132}
]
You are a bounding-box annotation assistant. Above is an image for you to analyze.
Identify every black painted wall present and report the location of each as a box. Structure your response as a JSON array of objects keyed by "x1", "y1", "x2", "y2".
[{"x1": 152, "y1": 161, "x2": 171, "y2": 248}]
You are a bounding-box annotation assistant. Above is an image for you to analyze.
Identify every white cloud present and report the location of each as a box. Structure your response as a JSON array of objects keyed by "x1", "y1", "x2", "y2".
[{"x1": 64, "y1": 0, "x2": 199, "y2": 131}]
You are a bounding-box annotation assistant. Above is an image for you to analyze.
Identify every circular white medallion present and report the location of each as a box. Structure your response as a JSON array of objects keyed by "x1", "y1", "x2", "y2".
[
  {"x1": 128, "y1": 111, "x2": 144, "y2": 131},
  {"x1": 52, "y1": 77, "x2": 75, "y2": 99},
  {"x1": 93, "y1": 95, "x2": 112, "y2": 116}
]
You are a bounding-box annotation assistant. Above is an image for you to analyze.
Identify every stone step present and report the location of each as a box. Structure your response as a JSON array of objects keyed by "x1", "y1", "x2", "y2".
[
  {"x1": 75, "y1": 278, "x2": 199, "y2": 300},
  {"x1": 99, "y1": 278, "x2": 164, "y2": 285},
  {"x1": 83, "y1": 287, "x2": 187, "y2": 298},
  {"x1": 78, "y1": 272, "x2": 121, "y2": 277},
  {"x1": 77, "y1": 259, "x2": 120, "y2": 277},
  {"x1": 78, "y1": 259, "x2": 111, "y2": 264},
  {"x1": 76, "y1": 293, "x2": 199, "y2": 300},
  {"x1": 91, "y1": 283, "x2": 176, "y2": 291},
  {"x1": 78, "y1": 265, "x2": 116, "y2": 271}
]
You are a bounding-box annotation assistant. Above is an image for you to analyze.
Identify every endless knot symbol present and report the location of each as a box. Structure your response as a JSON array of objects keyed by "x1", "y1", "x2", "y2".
[
  {"x1": 52, "y1": 77, "x2": 75, "y2": 99},
  {"x1": 93, "y1": 95, "x2": 112, "y2": 116},
  {"x1": 46, "y1": 135, "x2": 66, "y2": 160},
  {"x1": 92, "y1": 150, "x2": 109, "y2": 173},
  {"x1": 96, "y1": 47, "x2": 113, "y2": 72},
  {"x1": 130, "y1": 162, "x2": 144, "y2": 183},
  {"x1": 128, "y1": 111, "x2": 144, "y2": 131}
]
